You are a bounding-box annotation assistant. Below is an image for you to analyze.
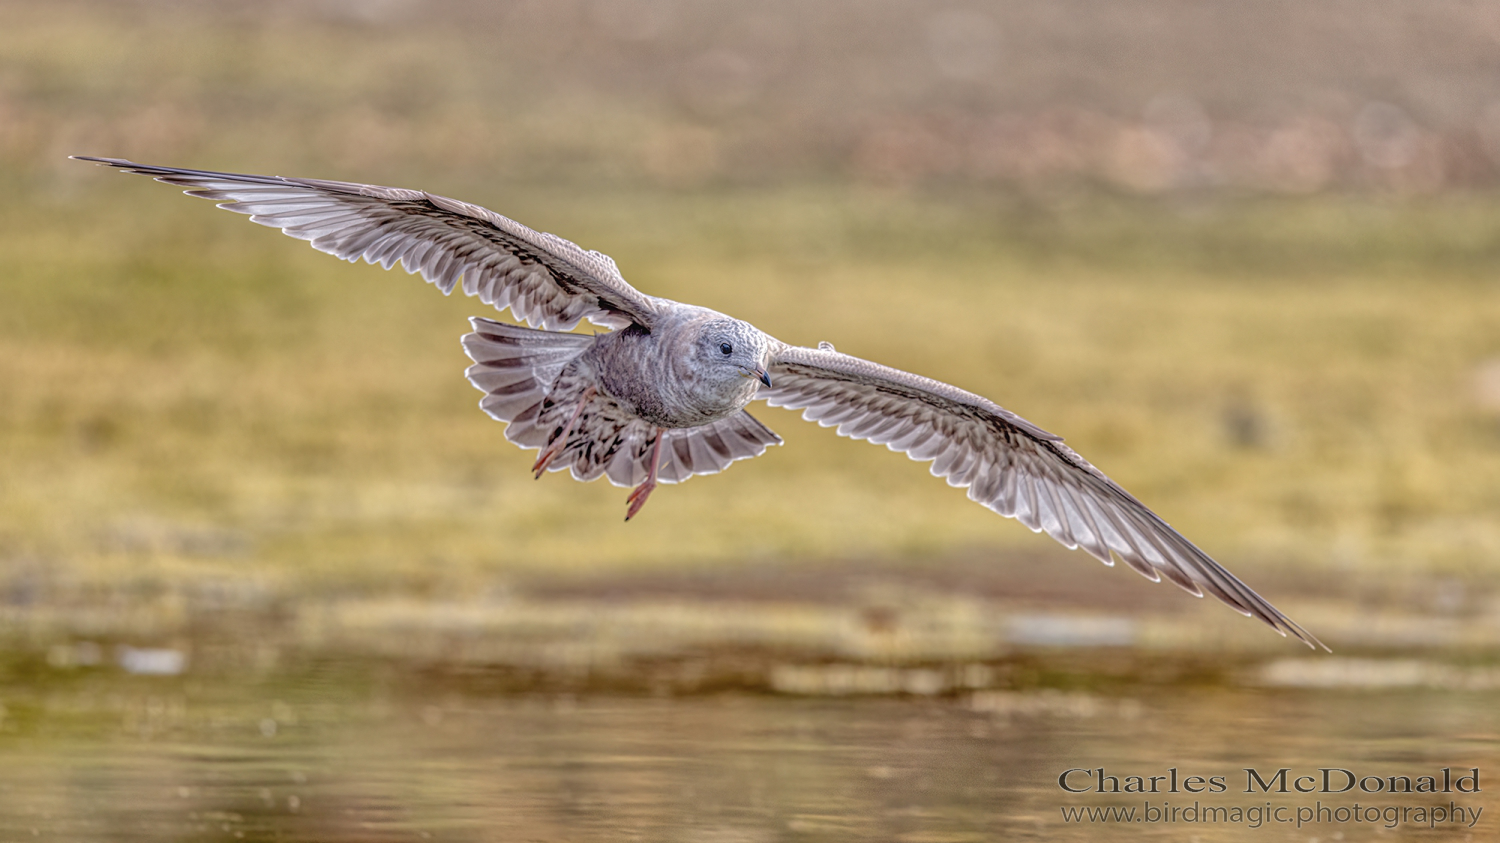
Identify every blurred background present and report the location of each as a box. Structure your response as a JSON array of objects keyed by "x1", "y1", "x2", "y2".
[{"x1": 3, "y1": 0, "x2": 1500, "y2": 840}]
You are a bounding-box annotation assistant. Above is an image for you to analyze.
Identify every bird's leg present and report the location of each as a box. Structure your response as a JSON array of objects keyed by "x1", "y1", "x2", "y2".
[
  {"x1": 624, "y1": 429, "x2": 664, "y2": 521},
  {"x1": 532, "y1": 386, "x2": 595, "y2": 478}
]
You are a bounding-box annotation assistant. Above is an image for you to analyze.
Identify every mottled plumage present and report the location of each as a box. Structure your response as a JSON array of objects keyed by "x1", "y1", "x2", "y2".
[{"x1": 73, "y1": 156, "x2": 1326, "y2": 650}]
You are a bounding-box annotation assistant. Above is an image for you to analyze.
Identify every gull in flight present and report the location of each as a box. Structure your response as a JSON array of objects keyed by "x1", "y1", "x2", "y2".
[{"x1": 73, "y1": 156, "x2": 1326, "y2": 650}]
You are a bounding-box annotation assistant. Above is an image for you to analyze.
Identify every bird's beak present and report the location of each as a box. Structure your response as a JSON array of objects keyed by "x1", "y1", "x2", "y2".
[{"x1": 753, "y1": 366, "x2": 772, "y2": 388}]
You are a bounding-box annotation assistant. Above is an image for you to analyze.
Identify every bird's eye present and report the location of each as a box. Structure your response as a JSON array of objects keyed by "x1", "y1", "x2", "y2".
[{"x1": 719, "y1": 342, "x2": 733, "y2": 355}]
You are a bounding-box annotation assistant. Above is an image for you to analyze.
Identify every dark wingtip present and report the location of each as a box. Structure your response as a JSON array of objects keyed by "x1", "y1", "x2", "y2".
[{"x1": 1286, "y1": 621, "x2": 1330, "y2": 653}]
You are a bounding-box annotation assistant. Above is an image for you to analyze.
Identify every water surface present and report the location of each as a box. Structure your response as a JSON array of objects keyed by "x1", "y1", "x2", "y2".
[{"x1": 2, "y1": 655, "x2": 1495, "y2": 842}]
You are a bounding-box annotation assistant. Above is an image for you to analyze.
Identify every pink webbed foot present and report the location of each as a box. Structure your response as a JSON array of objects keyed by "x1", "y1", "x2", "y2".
[
  {"x1": 624, "y1": 478, "x2": 657, "y2": 521},
  {"x1": 623, "y1": 429, "x2": 664, "y2": 522}
]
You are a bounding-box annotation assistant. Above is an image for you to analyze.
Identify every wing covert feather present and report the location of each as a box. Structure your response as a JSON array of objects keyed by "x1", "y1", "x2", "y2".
[{"x1": 762, "y1": 344, "x2": 1325, "y2": 651}]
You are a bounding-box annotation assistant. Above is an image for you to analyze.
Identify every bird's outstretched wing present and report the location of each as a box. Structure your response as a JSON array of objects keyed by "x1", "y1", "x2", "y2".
[
  {"x1": 72, "y1": 157, "x2": 659, "y2": 332},
  {"x1": 762, "y1": 343, "x2": 1326, "y2": 650}
]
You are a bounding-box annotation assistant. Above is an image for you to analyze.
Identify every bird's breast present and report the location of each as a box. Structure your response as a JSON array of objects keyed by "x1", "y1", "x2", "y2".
[{"x1": 587, "y1": 328, "x2": 755, "y2": 429}]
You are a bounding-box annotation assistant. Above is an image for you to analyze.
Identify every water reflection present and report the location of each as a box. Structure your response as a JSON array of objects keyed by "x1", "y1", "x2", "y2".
[{"x1": 0, "y1": 658, "x2": 1495, "y2": 841}]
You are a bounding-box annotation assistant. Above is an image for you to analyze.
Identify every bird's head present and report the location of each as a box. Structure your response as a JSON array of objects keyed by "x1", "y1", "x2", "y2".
[{"x1": 696, "y1": 319, "x2": 772, "y2": 388}]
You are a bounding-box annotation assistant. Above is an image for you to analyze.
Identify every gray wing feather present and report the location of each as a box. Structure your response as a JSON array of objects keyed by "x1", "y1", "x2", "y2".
[
  {"x1": 461, "y1": 317, "x2": 594, "y2": 425},
  {"x1": 763, "y1": 343, "x2": 1326, "y2": 651},
  {"x1": 587, "y1": 412, "x2": 781, "y2": 487},
  {"x1": 600, "y1": 413, "x2": 781, "y2": 487},
  {"x1": 73, "y1": 156, "x2": 658, "y2": 331},
  {"x1": 652, "y1": 412, "x2": 783, "y2": 485}
]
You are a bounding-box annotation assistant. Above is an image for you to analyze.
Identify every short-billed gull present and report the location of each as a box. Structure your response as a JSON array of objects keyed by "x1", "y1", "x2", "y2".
[{"x1": 73, "y1": 156, "x2": 1325, "y2": 649}]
